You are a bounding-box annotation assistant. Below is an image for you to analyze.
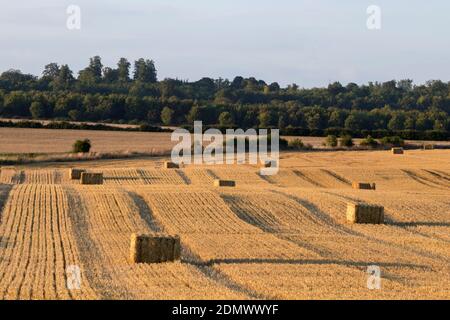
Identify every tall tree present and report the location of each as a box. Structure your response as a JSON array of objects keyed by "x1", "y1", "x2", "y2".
[
  {"x1": 103, "y1": 67, "x2": 119, "y2": 83},
  {"x1": 133, "y1": 58, "x2": 157, "y2": 83},
  {"x1": 117, "y1": 58, "x2": 131, "y2": 82},
  {"x1": 52, "y1": 65, "x2": 74, "y2": 90},
  {"x1": 42, "y1": 63, "x2": 60, "y2": 80},
  {"x1": 88, "y1": 56, "x2": 103, "y2": 81}
]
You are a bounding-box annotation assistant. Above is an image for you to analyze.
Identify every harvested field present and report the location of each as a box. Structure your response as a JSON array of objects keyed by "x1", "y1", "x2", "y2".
[
  {"x1": 0, "y1": 127, "x2": 448, "y2": 155},
  {"x1": 0, "y1": 149, "x2": 449, "y2": 299},
  {"x1": 0, "y1": 127, "x2": 174, "y2": 154}
]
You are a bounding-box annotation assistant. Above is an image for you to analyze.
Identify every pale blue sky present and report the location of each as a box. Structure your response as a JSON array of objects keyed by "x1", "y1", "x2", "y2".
[{"x1": 0, "y1": 0, "x2": 449, "y2": 87}]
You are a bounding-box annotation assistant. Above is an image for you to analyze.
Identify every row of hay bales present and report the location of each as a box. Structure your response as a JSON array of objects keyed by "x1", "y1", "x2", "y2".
[
  {"x1": 100, "y1": 160, "x2": 388, "y2": 265},
  {"x1": 164, "y1": 162, "x2": 237, "y2": 188},
  {"x1": 70, "y1": 169, "x2": 103, "y2": 185},
  {"x1": 350, "y1": 180, "x2": 383, "y2": 223},
  {"x1": 124, "y1": 145, "x2": 437, "y2": 265}
]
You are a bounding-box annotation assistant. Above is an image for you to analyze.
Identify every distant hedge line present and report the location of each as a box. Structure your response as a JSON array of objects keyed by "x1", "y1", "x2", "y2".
[
  {"x1": 0, "y1": 120, "x2": 171, "y2": 133},
  {"x1": 282, "y1": 127, "x2": 449, "y2": 141},
  {"x1": 180, "y1": 125, "x2": 449, "y2": 141},
  {"x1": 0, "y1": 120, "x2": 448, "y2": 141}
]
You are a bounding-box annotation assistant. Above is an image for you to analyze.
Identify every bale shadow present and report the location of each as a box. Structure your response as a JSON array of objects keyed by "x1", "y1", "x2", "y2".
[
  {"x1": 175, "y1": 170, "x2": 191, "y2": 185},
  {"x1": 127, "y1": 190, "x2": 264, "y2": 299},
  {"x1": 0, "y1": 184, "x2": 14, "y2": 224},
  {"x1": 126, "y1": 192, "x2": 163, "y2": 232},
  {"x1": 104, "y1": 177, "x2": 141, "y2": 181},
  {"x1": 0, "y1": 236, "x2": 10, "y2": 249},
  {"x1": 184, "y1": 257, "x2": 430, "y2": 270},
  {"x1": 390, "y1": 221, "x2": 450, "y2": 227}
]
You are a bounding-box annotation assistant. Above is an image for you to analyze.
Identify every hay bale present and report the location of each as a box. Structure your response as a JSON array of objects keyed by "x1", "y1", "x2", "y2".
[
  {"x1": 129, "y1": 233, "x2": 181, "y2": 264},
  {"x1": 80, "y1": 172, "x2": 103, "y2": 185},
  {"x1": 213, "y1": 179, "x2": 236, "y2": 187},
  {"x1": 70, "y1": 168, "x2": 86, "y2": 180},
  {"x1": 352, "y1": 182, "x2": 376, "y2": 190},
  {"x1": 391, "y1": 147, "x2": 404, "y2": 155},
  {"x1": 423, "y1": 144, "x2": 434, "y2": 150},
  {"x1": 164, "y1": 161, "x2": 179, "y2": 169},
  {"x1": 346, "y1": 203, "x2": 384, "y2": 224}
]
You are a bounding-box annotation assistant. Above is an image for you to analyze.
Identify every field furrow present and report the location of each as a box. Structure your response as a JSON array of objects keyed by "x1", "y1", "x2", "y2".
[{"x1": 0, "y1": 185, "x2": 96, "y2": 299}]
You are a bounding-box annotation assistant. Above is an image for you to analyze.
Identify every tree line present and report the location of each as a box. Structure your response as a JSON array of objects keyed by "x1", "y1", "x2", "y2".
[{"x1": 0, "y1": 56, "x2": 448, "y2": 138}]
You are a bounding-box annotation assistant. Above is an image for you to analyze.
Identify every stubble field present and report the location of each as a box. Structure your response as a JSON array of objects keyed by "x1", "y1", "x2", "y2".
[
  {"x1": 0, "y1": 148, "x2": 449, "y2": 299},
  {"x1": 1, "y1": 127, "x2": 449, "y2": 154}
]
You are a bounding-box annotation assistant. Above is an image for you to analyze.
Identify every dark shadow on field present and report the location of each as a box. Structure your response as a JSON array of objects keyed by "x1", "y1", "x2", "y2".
[
  {"x1": 206, "y1": 169, "x2": 219, "y2": 180},
  {"x1": 104, "y1": 176, "x2": 141, "y2": 181},
  {"x1": 0, "y1": 184, "x2": 13, "y2": 224},
  {"x1": 221, "y1": 193, "x2": 353, "y2": 258},
  {"x1": 183, "y1": 258, "x2": 430, "y2": 270},
  {"x1": 222, "y1": 189, "x2": 449, "y2": 287},
  {"x1": 401, "y1": 169, "x2": 446, "y2": 189},
  {"x1": 0, "y1": 236, "x2": 10, "y2": 248},
  {"x1": 273, "y1": 190, "x2": 362, "y2": 237},
  {"x1": 292, "y1": 170, "x2": 324, "y2": 187},
  {"x1": 126, "y1": 191, "x2": 162, "y2": 232},
  {"x1": 320, "y1": 169, "x2": 352, "y2": 186},
  {"x1": 175, "y1": 170, "x2": 191, "y2": 185},
  {"x1": 423, "y1": 170, "x2": 450, "y2": 184},
  {"x1": 0, "y1": 186, "x2": 14, "y2": 253},
  {"x1": 127, "y1": 190, "x2": 265, "y2": 299},
  {"x1": 391, "y1": 221, "x2": 450, "y2": 227}
]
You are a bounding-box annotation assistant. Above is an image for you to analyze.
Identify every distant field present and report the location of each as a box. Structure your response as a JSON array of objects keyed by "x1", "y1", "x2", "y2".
[
  {"x1": 0, "y1": 117, "x2": 141, "y2": 129},
  {"x1": 0, "y1": 150, "x2": 449, "y2": 299},
  {"x1": 0, "y1": 127, "x2": 449, "y2": 155},
  {"x1": 0, "y1": 127, "x2": 174, "y2": 154}
]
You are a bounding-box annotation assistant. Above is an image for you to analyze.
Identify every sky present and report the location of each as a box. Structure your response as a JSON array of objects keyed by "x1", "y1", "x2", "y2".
[{"x1": 0, "y1": 0, "x2": 449, "y2": 87}]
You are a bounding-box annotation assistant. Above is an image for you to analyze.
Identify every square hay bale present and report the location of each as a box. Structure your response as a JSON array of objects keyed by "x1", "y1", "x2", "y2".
[
  {"x1": 70, "y1": 168, "x2": 86, "y2": 180},
  {"x1": 213, "y1": 179, "x2": 236, "y2": 187},
  {"x1": 164, "y1": 161, "x2": 179, "y2": 169},
  {"x1": 352, "y1": 182, "x2": 376, "y2": 190},
  {"x1": 423, "y1": 144, "x2": 434, "y2": 150},
  {"x1": 80, "y1": 172, "x2": 103, "y2": 185},
  {"x1": 391, "y1": 147, "x2": 404, "y2": 155},
  {"x1": 129, "y1": 233, "x2": 181, "y2": 264},
  {"x1": 346, "y1": 203, "x2": 384, "y2": 224}
]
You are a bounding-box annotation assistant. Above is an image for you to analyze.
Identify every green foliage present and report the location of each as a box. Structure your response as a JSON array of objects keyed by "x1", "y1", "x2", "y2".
[
  {"x1": 325, "y1": 135, "x2": 338, "y2": 147},
  {"x1": 289, "y1": 139, "x2": 313, "y2": 150},
  {"x1": 117, "y1": 58, "x2": 131, "y2": 82},
  {"x1": 218, "y1": 112, "x2": 234, "y2": 127},
  {"x1": 186, "y1": 106, "x2": 200, "y2": 124},
  {"x1": 30, "y1": 101, "x2": 45, "y2": 119},
  {"x1": 0, "y1": 57, "x2": 448, "y2": 138},
  {"x1": 68, "y1": 109, "x2": 81, "y2": 121},
  {"x1": 161, "y1": 107, "x2": 174, "y2": 126},
  {"x1": 380, "y1": 136, "x2": 405, "y2": 147},
  {"x1": 72, "y1": 139, "x2": 91, "y2": 153},
  {"x1": 360, "y1": 135, "x2": 379, "y2": 148},
  {"x1": 258, "y1": 110, "x2": 273, "y2": 128},
  {"x1": 288, "y1": 138, "x2": 305, "y2": 150},
  {"x1": 133, "y1": 59, "x2": 157, "y2": 83},
  {"x1": 339, "y1": 135, "x2": 354, "y2": 148}
]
